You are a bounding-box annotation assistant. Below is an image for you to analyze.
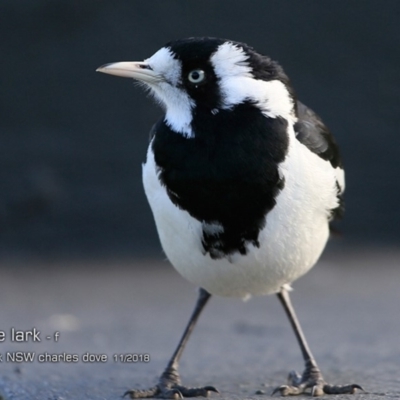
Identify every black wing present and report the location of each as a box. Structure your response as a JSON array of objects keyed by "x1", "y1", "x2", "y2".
[
  {"x1": 294, "y1": 101, "x2": 344, "y2": 220},
  {"x1": 295, "y1": 101, "x2": 342, "y2": 169},
  {"x1": 149, "y1": 122, "x2": 157, "y2": 142}
]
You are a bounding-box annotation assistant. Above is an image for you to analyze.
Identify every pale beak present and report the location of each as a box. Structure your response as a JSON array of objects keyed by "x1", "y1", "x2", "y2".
[{"x1": 96, "y1": 61, "x2": 162, "y2": 83}]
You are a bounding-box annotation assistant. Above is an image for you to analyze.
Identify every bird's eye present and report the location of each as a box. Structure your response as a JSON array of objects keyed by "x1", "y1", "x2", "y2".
[{"x1": 188, "y1": 69, "x2": 205, "y2": 84}]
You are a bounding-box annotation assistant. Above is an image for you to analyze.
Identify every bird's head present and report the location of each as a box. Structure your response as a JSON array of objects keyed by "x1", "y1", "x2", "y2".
[{"x1": 97, "y1": 37, "x2": 296, "y2": 138}]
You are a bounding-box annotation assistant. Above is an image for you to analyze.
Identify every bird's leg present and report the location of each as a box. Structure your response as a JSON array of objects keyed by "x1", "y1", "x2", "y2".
[
  {"x1": 272, "y1": 287, "x2": 362, "y2": 396},
  {"x1": 124, "y1": 288, "x2": 218, "y2": 399}
]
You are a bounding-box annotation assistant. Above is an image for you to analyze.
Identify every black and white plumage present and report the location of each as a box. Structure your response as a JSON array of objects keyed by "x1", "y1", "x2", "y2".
[{"x1": 97, "y1": 37, "x2": 360, "y2": 398}]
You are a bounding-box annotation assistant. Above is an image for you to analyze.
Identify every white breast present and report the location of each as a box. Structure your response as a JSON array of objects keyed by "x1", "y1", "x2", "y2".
[{"x1": 142, "y1": 126, "x2": 340, "y2": 298}]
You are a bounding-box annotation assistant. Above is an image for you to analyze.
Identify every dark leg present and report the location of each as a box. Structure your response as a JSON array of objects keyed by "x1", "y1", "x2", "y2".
[
  {"x1": 273, "y1": 287, "x2": 362, "y2": 396},
  {"x1": 124, "y1": 288, "x2": 218, "y2": 399}
]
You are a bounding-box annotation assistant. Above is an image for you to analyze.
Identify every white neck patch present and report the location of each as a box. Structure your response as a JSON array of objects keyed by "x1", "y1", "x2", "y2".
[
  {"x1": 145, "y1": 47, "x2": 195, "y2": 138},
  {"x1": 211, "y1": 42, "x2": 296, "y2": 123}
]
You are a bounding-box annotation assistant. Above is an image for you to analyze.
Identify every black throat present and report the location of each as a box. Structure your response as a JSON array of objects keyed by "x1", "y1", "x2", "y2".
[{"x1": 151, "y1": 102, "x2": 289, "y2": 259}]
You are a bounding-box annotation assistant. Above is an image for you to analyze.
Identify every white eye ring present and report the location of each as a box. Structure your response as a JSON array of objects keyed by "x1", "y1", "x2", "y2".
[{"x1": 188, "y1": 69, "x2": 205, "y2": 83}]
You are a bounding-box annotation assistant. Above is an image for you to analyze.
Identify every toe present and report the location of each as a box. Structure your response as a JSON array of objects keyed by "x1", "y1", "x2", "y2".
[
  {"x1": 272, "y1": 385, "x2": 303, "y2": 396},
  {"x1": 323, "y1": 383, "x2": 363, "y2": 395},
  {"x1": 177, "y1": 385, "x2": 219, "y2": 397},
  {"x1": 123, "y1": 387, "x2": 159, "y2": 398}
]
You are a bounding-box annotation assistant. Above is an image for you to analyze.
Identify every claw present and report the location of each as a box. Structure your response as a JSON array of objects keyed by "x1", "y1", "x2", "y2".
[
  {"x1": 203, "y1": 386, "x2": 219, "y2": 393},
  {"x1": 271, "y1": 386, "x2": 282, "y2": 396},
  {"x1": 271, "y1": 385, "x2": 289, "y2": 396}
]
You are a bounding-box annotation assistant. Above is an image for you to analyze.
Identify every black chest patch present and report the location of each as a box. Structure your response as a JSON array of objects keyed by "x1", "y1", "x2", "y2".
[{"x1": 151, "y1": 103, "x2": 289, "y2": 259}]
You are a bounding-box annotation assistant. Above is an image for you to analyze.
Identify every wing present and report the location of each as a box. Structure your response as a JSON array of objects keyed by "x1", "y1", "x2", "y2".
[
  {"x1": 294, "y1": 101, "x2": 345, "y2": 220},
  {"x1": 295, "y1": 101, "x2": 342, "y2": 168},
  {"x1": 149, "y1": 122, "x2": 157, "y2": 142}
]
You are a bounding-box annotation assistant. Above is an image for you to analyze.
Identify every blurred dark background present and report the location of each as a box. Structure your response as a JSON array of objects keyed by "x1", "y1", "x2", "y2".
[{"x1": 1, "y1": 0, "x2": 399, "y2": 260}]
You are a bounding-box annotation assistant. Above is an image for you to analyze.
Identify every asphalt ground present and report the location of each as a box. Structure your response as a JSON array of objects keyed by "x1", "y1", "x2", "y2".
[{"x1": 0, "y1": 248, "x2": 399, "y2": 399}]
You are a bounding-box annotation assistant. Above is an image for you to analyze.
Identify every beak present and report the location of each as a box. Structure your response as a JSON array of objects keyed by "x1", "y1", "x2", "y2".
[{"x1": 96, "y1": 61, "x2": 162, "y2": 83}]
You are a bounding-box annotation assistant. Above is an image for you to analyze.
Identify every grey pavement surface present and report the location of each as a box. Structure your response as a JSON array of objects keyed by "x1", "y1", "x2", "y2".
[{"x1": 0, "y1": 248, "x2": 399, "y2": 399}]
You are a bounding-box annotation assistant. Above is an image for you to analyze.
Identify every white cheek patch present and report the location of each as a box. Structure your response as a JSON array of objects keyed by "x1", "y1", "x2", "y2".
[
  {"x1": 149, "y1": 82, "x2": 195, "y2": 138},
  {"x1": 211, "y1": 42, "x2": 296, "y2": 123},
  {"x1": 145, "y1": 47, "x2": 195, "y2": 138},
  {"x1": 146, "y1": 47, "x2": 182, "y2": 86}
]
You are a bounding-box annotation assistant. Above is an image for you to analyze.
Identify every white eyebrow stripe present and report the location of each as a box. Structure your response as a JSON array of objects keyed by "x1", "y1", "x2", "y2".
[{"x1": 211, "y1": 42, "x2": 253, "y2": 78}]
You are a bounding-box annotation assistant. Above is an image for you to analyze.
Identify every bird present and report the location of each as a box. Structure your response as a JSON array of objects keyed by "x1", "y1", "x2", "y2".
[{"x1": 97, "y1": 37, "x2": 361, "y2": 398}]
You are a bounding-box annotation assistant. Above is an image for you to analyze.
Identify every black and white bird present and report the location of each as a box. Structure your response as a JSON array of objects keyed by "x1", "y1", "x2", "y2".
[{"x1": 97, "y1": 37, "x2": 361, "y2": 398}]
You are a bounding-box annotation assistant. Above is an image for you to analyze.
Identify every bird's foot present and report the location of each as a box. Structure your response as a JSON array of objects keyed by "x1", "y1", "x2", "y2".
[
  {"x1": 272, "y1": 364, "x2": 362, "y2": 396},
  {"x1": 124, "y1": 385, "x2": 219, "y2": 399},
  {"x1": 124, "y1": 367, "x2": 219, "y2": 399}
]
